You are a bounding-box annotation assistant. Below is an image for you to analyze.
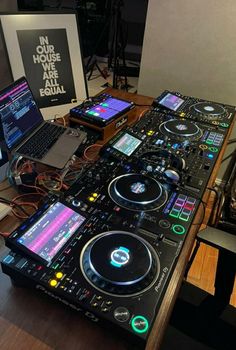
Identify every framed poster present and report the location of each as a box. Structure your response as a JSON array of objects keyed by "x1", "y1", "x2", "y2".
[{"x1": 0, "y1": 12, "x2": 88, "y2": 120}]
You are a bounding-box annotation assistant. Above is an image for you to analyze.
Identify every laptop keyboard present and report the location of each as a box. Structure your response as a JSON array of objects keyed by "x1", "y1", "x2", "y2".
[{"x1": 18, "y1": 123, "x2": 65, "y2": 159}]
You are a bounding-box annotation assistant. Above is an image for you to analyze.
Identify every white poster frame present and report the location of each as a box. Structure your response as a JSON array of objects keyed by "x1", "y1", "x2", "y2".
[{"x1": 0, "y1": 11, "x2": 88, "y2": 120}]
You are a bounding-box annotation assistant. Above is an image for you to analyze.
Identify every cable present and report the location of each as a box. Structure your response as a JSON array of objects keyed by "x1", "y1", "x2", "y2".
[
  {"x1": 36, "y1": 171, "x2": 63, "y2": 192},
  {"x1": 206, "y1": 186, "x2": 222, "y2": 226},
  {"x1": 53, "y1": 115, "x2": 66, "y2": 127},
  {"x1": 83, "y1": 144, "x2": 102, "y2": 162},
  {"x1": 0, "y1": 196, "x2": 30, "y2": 217},
  {"x1": 0, "y1": 231, "x2": 10, "y2": 238},
  {"x1": 221, "y1": 150, "x2": 236, "y2": 163},
  {"x1": 207, "y1": 186, "x2": 220, "y2": 203},
  {"x1": 137, "y1": 108, "x2": 150, "y2": 121}
]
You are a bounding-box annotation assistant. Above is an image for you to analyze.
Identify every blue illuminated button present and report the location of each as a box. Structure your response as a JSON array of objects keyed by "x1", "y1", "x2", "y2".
[
  {"x1": 131, "y1": 316, "x2": 149, "y2": 334},
  {"x1": 207, "y1": 153, "x2": 214, "y2": 159},
  {"x1": 3, "y1": 255, "x2": 14, "y2": 264},
  {"x1": 172, "y1": 224, "x2": 186, "y2": 235},
  {"x1": 110, "y1": 246, "x2": 130, "y2": 268}
]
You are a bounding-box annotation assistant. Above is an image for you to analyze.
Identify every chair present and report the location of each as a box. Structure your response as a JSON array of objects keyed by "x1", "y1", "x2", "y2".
[
  {"x1": 161, "y1": 226, "x2": 236, "y2": 350},
  {"x1": 185, "y1": 226, "x2": 236, "y2": 306}
]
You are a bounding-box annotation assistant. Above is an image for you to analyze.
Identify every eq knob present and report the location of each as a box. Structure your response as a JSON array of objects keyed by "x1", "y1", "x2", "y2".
[{"x1": 163, "y1": 169, "x2": 180, "y2": 184}]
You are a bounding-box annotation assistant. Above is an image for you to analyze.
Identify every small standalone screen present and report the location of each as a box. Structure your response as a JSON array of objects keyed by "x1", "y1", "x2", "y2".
[
  {"x1": 85, "y1": 97, "x2": 133, "y2": 122},
  {"x1": 16, "y1": 202, "x2": 85, "y2": 264},
  {"x1": 158, "y1": 93, "x2": 185, "y2": 111},
  {"x1": 112, "y1": 133, "x2": 142, "y2": 156}
]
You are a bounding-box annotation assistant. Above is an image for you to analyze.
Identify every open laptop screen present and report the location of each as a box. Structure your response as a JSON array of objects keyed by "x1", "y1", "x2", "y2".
[{"x1": 0, "y1": 77, "x2": 43, "y2": 150}]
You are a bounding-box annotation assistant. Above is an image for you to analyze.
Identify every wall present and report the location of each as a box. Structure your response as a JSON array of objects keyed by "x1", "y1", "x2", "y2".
[
  {"x1": 138, "y1": 0, "x2": 236, "y2": 182},
  {"x1": 0, "y1": 0, "x2": 17, "y2": 11}
]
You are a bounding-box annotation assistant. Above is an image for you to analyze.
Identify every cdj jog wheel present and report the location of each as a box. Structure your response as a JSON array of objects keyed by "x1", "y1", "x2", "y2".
[
  {"x1": 108, "y1": 173, "x2": 168, "y2": 211},
  {"x1": 80, "y1": 231, "x2": 160, "y2": 296},
  {"x1": 159, "y1": 119, "x2": 203, "y2": 141},
  {"x1": 191, "y1": 102, "x2": 226, "y2": 120}
]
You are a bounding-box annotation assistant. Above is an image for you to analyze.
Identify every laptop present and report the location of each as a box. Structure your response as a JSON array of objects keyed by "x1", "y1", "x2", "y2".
[{"x1": 0, "y1": 77, "x2": 87, "y2": 169}]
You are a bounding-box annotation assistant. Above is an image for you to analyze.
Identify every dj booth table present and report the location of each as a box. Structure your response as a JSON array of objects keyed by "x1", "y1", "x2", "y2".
[{"x1": 0, "y1": 88, "x2": 234, "y2": 350}]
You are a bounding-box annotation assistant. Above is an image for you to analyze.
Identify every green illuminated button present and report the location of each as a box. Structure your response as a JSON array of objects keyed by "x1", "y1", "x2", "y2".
[
  {"x1": 169, "y1": 209, "x2": 180, "y2": 218},
  {"x1": 206, "y1": 139, "x2": 213, "y2": 144},
  {"x1": 52, "y1": 263, "x2": 59, "y2": 270},
  {"x1": 172, "y1": 224, "x2": 186, "y2": 235},
  {"x1": 209, "y1": 147, "x2": 218, "y2": 153},
  {"x1": 220, "y1": 123, "x2": 229, "y2": 128},
  {"x1": 179, "y1": 213, "x2": 189, "y2": 222},
  {"x1": 131, "y1": 316, "x2": 149, "y2": 334}
]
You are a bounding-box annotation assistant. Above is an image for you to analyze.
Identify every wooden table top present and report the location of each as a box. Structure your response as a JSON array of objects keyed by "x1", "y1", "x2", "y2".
[{"x1": 0, "y1": 88, "x2": 234, "y2": 350}]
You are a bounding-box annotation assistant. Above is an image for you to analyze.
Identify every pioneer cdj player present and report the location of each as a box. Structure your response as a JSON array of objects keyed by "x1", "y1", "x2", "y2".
[
  {"x1": 1, "y1": 93, "x2": 235, "y2": 345},
  {"x1": 2, "y1": 154, "x2": 199, "y2": 344},
  {"x1": 153, "y1": 90, "x2": 235, "y2": 127},
  {"x1": 102, "y1": 109, "x2": 230, "y2": 197}
]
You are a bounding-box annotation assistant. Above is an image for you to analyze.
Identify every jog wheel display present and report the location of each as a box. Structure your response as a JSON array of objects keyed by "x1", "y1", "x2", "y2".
[
  {"x1": 108, "y1": 173, "x2": 168, "y2": 211},
  {"x1": 191, "y1": 102, "x2": 226, "y2": 120},
  {"x1": 159, "y1": 119, "x2": 203, "y2": 141},
  {"x1": 80, "y1": 231, "x2": 160, "y2": 296}
]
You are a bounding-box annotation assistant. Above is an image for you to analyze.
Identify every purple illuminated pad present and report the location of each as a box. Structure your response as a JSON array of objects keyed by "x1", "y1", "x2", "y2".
[{"x1": 85, "y1": 97, "x2": 132, "y2": 121}]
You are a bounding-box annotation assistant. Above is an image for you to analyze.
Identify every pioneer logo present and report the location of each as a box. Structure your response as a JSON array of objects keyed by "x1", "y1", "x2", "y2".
[
  {"x1": 36, "y1": 285, "x2": 99, "y2": 322},
  {"x1": 115, "y1": 116, "x2": 128, "y2": 129},
  {"x1": 154, "y1": 268, "x2": 168, "y2": 293}
]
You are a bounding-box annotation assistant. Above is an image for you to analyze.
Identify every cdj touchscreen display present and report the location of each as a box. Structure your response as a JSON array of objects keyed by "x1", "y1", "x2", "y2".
[
  {"x1": 158, "y1": 92, "x2": 185, "y2": 111},
  {"x1": 112, "y1": 132, "x2": 142, "y2": 156},
  {"x1": 8, "y1": 201, "x2": 86, "y2": 265}
]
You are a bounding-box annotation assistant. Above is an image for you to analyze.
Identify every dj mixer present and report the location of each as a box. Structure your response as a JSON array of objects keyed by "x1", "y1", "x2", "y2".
[{"x1": 1, "y1": 91, "x2": 235, "y2": 345}]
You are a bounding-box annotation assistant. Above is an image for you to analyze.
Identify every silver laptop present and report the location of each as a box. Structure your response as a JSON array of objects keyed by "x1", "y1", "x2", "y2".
[{"x1": 0, "y1": 77, "x2": 86, "y2": 169}]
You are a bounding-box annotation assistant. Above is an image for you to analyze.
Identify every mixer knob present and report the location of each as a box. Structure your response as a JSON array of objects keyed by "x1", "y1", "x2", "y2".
[
  {"x1": 72, "y1": 199, "x2": 81, "y2": 207},
  {"x1": 164, "y1": 169, "x2": 180, "y2": 184},
  {"x1": 146, "y1": 165, "x2": 153, "y2": 172}
]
